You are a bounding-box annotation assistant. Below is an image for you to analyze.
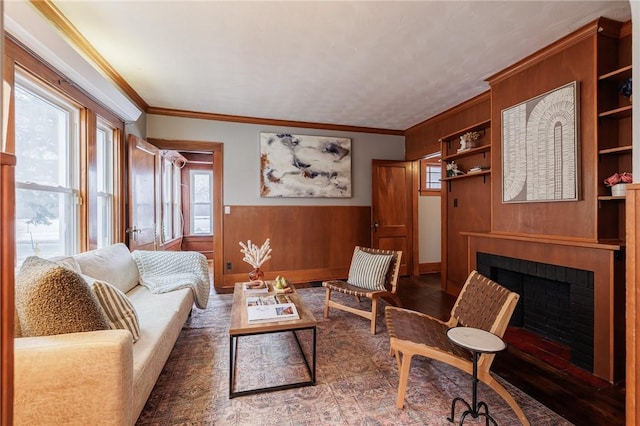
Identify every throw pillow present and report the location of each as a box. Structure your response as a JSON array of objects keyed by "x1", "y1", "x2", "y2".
[
  {"x1": 91, "y1": 280, "x2": 141, "y2": 343},
  {"x1": 15, "y1": 256, "x2": 109, "y2": 337},
  {"x1": 347, "y1": 249, "x2": 394, "y2": 290}
]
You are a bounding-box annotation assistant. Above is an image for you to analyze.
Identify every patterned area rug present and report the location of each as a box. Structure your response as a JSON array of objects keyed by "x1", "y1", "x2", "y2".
[{"x1": 137, "y1": 287, "x2": 573, "y2": 425}]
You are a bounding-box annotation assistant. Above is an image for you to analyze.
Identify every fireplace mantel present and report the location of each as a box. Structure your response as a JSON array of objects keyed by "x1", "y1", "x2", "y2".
[{"x1": 462, "y1": 231, "x2": 625, "y2": 383}]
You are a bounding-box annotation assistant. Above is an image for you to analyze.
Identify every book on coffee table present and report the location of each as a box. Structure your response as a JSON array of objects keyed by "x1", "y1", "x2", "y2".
[{"x1": 246, "y1": 295, "x2": 299, "y2": 322}]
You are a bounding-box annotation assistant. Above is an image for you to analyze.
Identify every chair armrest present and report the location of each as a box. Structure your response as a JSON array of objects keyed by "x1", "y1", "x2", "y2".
[{"x1": 14, "y1": 330, "x2": 134, "y2": 426}]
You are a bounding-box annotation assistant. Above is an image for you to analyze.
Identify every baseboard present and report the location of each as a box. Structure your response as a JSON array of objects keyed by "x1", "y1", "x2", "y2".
[{"x1": 418, "y1": 262, "x2": 441, "y2": 274}]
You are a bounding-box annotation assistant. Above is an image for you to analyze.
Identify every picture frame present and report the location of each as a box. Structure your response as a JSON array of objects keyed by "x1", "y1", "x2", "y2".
[
  {"x1": 501, "y1": 81, "x2": 579, "y2": 203},
  {"x1": 260, "y1": 132, "x2": 352, "y2": 198}
]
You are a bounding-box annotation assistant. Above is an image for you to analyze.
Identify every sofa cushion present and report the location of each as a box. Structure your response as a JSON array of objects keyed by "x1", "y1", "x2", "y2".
[
  {"x1": 92, "y1": 280, "x2": 141, "y2": 342},
  {"x1": 347, "y1": 249, "x2": 393, "y2": 291},
  {"x1": 73, "y1": 243, "x2": 140, "y2": 294},
  {"x1": 15, "y1": 256, "x2": 109, "y2": 337}
]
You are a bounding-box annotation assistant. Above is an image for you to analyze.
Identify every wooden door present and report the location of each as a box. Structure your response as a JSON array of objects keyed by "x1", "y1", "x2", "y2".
[
  {"x1": 371, "y1": 160, "x2": 413, "y2": 276},
  {"x1": 127, "y1": 135, "x2": 159, "y2": 251}
]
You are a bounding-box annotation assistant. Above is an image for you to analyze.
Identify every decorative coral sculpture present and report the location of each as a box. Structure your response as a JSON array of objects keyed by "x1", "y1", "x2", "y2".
[{"x1": 239, "y1": 238, "x2": 272, "y2": 268}]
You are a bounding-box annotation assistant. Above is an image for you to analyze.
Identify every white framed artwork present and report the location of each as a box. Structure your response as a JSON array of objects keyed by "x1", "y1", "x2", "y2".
[{"x1": 502, "y1": 81, "x2": 579, "y2": 203}]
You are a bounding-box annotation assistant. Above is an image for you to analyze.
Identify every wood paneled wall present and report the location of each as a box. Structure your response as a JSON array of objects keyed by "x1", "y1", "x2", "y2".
[
  {"x1": 627, "y1": 184, "x2": 640, "y2": 424},
  {"x1": 487, "y1": 23, "x2": 598, "y2": 241},
  {"x1": 405, "y1": 92, "x2": 491, "y2": 160},
  {"x1": 220, "y1": 205, "x2": 371, "y2": 288},
  {"x1": 404, "y1": 93, "x2": 491, "y2": 294}
]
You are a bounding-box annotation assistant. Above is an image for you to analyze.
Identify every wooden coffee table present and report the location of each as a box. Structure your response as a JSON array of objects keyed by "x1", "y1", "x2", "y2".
[{"x1": 228, "y1": 282, "x2": 317, "y2": 398}]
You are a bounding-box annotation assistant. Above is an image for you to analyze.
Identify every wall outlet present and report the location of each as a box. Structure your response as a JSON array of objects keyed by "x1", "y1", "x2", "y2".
[{"x1": 225, "y1": 262, "x2": 232, "y2": 270}]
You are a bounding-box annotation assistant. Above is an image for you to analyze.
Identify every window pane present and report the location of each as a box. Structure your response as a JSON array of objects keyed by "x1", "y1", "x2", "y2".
[
  {"x1": 15, "y1": 72, "x2": 80, "y2": 263},
  {"x1": 97, "y1": 195, "x2": 112, "y2": 249},
  {"x1": 173, "y1": 168, "x2": 182, "y2": 238},
  {"x1": 96, "y1": 120, "x2": 114, "y2": 247},
  {"x1": 15, "y1": 188, "x2": 74, "y2": 264},
  {"x1": 190, "y1": 169, "x2": 213, "y2": 235},
  {"x1": 193, "y1": 173, "x2": 211, "y2": 202},
  {"x1": 96, "y1": 126, "x2": 113, "y2": 193},
  {"x1": 15, "y1": 85, "x2": 70, "y2": 186}
]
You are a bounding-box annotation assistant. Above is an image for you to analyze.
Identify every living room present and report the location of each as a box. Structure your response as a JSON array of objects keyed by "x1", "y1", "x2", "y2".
[{"x1": 1, "y1": 1, "x2": 639, "y2": 425}]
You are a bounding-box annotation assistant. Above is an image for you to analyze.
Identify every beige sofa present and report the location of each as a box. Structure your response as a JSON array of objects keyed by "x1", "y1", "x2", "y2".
[{"x1": 13, "y1": 243, "x2": 210, "y2": 426}]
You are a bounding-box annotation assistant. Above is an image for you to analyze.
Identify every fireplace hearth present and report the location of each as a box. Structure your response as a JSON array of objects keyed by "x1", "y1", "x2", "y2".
[{"x1": 477, "y1": 253, "x2": 594, "y2": 372}]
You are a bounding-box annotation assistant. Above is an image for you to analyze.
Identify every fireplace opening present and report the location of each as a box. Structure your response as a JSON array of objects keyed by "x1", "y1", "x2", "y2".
[{"x1": 477, "y1": 253, "x2": 594, "y2": 372}]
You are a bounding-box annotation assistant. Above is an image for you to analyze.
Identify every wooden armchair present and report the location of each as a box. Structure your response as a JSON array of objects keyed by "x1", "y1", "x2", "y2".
[
  {"x1": 385, "y1": 270, "x2": 529, "y2": 425},
  {"x1": 323, "y1": 246, "x2": 402, "y2": 334}
]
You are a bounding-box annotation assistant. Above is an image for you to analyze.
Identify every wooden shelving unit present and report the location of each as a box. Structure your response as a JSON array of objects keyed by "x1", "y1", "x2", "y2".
[
  {"x1": 439, "y1": 119, "x2": 492, "y2": 295},
  {"x1": 596, "y1": 25, "x2": 632, "y2": 244}
]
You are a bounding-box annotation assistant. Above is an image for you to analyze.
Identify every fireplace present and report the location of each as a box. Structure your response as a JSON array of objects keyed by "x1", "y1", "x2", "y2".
[{"x1": 477, "y1": 253, "x2": 594, "y2": 372}]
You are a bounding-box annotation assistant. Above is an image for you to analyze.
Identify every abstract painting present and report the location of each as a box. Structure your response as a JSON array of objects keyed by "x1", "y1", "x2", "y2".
[
  {"x1": 502, "y1": 81, "x2": 579, "y2": 203},
  {"x1": 260, "y1": 133, "x2": 352, "y2": 198}
]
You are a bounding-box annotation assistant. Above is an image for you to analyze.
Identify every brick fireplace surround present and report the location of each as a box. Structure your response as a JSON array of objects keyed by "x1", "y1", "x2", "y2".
[
  {"x1": 477, "y1": 252, "x2": 594, "y2": 372},
  {"x1": 463, "y1": 232, "x2": 625, "y2": 383}
]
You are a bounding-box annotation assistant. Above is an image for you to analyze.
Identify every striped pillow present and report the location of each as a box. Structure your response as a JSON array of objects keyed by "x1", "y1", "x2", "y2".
[
  {"x1": 92, "y1": 280, "x2": 141, "y2": 343},
  {"x1": 347, "y1": 249, "x2": 393, "y2": 290}
]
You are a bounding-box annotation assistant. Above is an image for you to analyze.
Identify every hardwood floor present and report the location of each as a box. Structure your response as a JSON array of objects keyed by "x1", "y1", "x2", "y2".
[{"x1": 395, "y1": 273, "x2": 625, "y2": 426}]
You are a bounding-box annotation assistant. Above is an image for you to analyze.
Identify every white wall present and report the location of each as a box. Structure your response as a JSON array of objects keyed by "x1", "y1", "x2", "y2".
[
  {"x1": 418, "y1": 195, "x2": 441, "y2": 263},
  {"x1": 146, "y1": 114, "x2": 405, "y2": 206}
]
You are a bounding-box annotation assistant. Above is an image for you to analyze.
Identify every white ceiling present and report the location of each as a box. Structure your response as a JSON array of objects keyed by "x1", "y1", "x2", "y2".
[{"x1": 44, "y1": 1, "x2": 633, "y2": 131}]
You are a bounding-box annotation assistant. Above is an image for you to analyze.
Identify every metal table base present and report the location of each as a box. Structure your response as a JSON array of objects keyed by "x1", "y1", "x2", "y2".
[{"x1": 229, "y1": 326, "x2": 316, "y2": 398}]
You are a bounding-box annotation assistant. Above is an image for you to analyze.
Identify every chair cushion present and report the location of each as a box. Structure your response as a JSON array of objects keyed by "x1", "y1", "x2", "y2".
[
  {"x1": 15, "y1": 256, "x2": 109, "y2": 337},
  {"x1": 92, "y1": 279, "x2": 141, "y2": 342},
  {"x1": 347, "y1": 249, "x2": 393, "y2": 290}
]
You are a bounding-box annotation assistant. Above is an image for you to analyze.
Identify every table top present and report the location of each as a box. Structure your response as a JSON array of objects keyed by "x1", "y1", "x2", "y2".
[
  {"x1": 446, "y1": 327, "x2": 506, "y2": 354},
  {"x1": 229, "y1": 282, "x2": 317, "y2": 336}
]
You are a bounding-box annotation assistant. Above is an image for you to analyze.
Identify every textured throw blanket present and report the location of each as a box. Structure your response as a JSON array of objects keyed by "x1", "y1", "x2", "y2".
[{"x1": 131, "y1": 250, "x2": 210, "y2": 309}]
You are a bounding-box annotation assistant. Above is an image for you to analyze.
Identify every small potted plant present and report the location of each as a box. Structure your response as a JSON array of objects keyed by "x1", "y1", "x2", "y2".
[{"x1": 604, "y1": 172, "x2": 633, "y2": 196}]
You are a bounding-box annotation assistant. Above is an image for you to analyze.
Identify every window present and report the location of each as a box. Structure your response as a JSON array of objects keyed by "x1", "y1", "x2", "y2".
[
  {"x1": 96, "y1": 119, "x2": 115, "y2": 248},
  {"x1": 160, "y1": 153, "x2": 183, "y2": 243},
  {"x1": 419, "y1": 153, "x2": 442, "y2": 195},
  {"x1": 190, "y1": 169, "x2": 212, "y2": 234},
  {"x1": 14, "y1": 71, "x2": 81, "y2": 264},
  {"x1": 173, "y1": 164, "x2": 183, "y2": 238}
]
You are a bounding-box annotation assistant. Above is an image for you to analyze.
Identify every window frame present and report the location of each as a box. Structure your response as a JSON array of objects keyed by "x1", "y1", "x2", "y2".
[
  {"x1": 95, "y1": 117, "x2": 116, "y2": 249},
  {"x1": 14, "y1": 70, "x2": 82, "y2": 262},
  {"x1": 189, "y1": 168, "x2": 213, "y2": 236},
  {"x1": 419, "y1": 153, "x2": 442, "y2": 196},
  {"x1": 7, "y1": 38, "x2": 127, "y2": 256}
]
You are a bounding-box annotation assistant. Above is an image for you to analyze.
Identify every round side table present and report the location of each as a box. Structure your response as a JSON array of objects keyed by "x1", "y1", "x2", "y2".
[{"x1": 446, "y1": 326, "x2": 507, "y2": 425}]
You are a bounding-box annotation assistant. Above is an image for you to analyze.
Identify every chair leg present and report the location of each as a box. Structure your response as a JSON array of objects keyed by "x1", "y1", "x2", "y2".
[
  {"x1": 324, "y1": 288, "x2": 331, "y2": 318},
  {"x1": 396, "y1": 352, "x2": 413, "y2": 409},
  {"x1": 481, "y1": 373, "x2": 530, "y2": 426},
  {"x1": 370, "y1": 297, "x2": 378, "y2": 334}
]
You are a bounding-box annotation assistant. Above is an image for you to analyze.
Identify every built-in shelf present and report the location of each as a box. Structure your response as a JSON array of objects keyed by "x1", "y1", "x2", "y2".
[
  {"x1": 439, "y1": 119, "x2": 491, "y2": 143},
  {"x1": 443, "y1": 145, "x2": 491, "y2": 161},
  {"x1": 599, "y1": 105, "x2": 632, "y2": 119},
  {"x1": 598, "y1": 238, "x2": 626, "y2": 246},
  {"x1": 598, "y1": 195, "x2": 627, "y2": 201},
  {"x1": 598, "y1": 64, "x2": 632, "y2": 81},
  {"x1": 599, "y1": 145, "x2": 633, "y2": 155},
  {"x1": 441, "y1": 169, "x2": 490, "y2": 182}
]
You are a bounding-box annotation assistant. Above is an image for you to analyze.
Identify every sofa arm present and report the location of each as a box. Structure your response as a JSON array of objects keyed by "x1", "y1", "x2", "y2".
[{"x1": 14, "y1": 330, "x2": 134, "y2": 426}]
